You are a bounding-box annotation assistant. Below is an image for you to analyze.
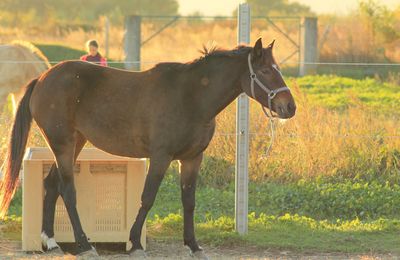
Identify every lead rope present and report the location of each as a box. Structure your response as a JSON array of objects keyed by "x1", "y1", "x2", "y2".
[
  {"x1": 247, "y1": 53, "x2": 289, "y2": 158},
  {"x1": 261, "y1": 105, "x2": 276, "y2": 158}
]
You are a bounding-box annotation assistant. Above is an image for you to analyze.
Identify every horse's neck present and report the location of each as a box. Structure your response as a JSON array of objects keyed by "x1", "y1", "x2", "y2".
[{"x1": 197, "y1": 58, "x2": 245, "y2": 121}]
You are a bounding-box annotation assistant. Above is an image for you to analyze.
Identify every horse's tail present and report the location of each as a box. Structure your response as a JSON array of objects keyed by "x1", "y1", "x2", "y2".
[{"x1": 0, "y1": 78, "x2": 37, "y2": 218}]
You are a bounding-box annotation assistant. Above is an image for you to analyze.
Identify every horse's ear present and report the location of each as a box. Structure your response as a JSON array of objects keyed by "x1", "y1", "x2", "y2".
[
  {"x1": 252, "y1": 38, "x2": 263, "y2": 62},
  {"x1": 267, "y1": 40, "x2": 275, "y2": 49}
]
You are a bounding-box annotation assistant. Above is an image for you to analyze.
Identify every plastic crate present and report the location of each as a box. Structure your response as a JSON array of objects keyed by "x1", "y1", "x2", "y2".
[{"x1": 22, "y1": 147, "x2": 146, "y2": 251}]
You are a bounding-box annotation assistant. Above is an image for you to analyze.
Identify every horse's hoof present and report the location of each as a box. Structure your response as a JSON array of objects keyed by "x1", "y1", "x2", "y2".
[
  {"x1": 129, "y1": 249, "x2": 147, "y2": 259},
  {"x1": 190, "y1": 249, "x2": 209, "y2": 260},
  {"x1": 41, "y1": 232, "x2": 62, "y2": 254},
  {"x1": 77, "y1": 246, "x2": 99, "y2": 258}
]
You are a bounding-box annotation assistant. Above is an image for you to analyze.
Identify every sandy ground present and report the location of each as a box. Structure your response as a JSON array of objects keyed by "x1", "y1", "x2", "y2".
[{"x1": 0, "y1": 238, "x2": 398, "y2": 260}]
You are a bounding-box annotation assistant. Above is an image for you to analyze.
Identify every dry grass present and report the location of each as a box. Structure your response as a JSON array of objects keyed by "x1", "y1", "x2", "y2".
[
  {"x1": 0, "y1": 80, "x2": 398, "y2": 184},
  {"x1": 0, "y1": 18, "x2": 399, "y2": 183},
  {"x1": 206, "y1": 83, "x2": 400, "y2": 182}
]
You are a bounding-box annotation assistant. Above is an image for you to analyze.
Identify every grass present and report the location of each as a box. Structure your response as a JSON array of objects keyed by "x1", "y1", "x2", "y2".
[
  {"x1": 146, "y1": 173, "x2": 400, "y2": 222},
  {"x1": 7, "y1": 171, "x2": 400, "y2": 223},
  {"x1": 148, "y1": 213, "x2": 400, "y2": 254},
  {"x1": 144, "y1": 173, "x2": 400, "y2": 254},
  {"x1": 0, "y1": 215, "x2": 22, "y2": 240},
  {"x1": 2, "y1": 212, "x2": 399, "y2": 254},
  {"x1": 295, "y1": 75, "x2": 400, "y2": 113},
  {"x1": 1, "y1": 43, "x2": 400, "y2": 254}
]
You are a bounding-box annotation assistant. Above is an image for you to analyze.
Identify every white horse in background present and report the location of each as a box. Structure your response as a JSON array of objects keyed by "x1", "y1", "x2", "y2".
[{"x1": 0, "y1": 41, "x2": 50, "y2": 113}]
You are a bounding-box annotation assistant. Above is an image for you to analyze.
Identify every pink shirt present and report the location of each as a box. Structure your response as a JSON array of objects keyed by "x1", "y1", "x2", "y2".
[{"x1": 80, "y1": 54, "x2": 107, "y2": 67}]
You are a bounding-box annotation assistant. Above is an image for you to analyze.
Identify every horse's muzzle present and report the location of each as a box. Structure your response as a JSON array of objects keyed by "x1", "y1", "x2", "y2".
[{"x1": 276, "y1": 101, "x2": 296, "y2": 119}]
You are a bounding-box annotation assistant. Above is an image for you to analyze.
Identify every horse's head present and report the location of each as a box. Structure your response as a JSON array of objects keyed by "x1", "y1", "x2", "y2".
[{"x1": 240, "y1": 38, "x2": 296, "y2": 119}]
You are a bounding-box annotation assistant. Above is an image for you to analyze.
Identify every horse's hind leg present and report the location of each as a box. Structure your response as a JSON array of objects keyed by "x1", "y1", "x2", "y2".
[
  {"x1": 45, "y1": 131, "x2": 96, "y2": 255},
  {"x1": 41, "y1": 164, "x2": 62, "y2": 252},
  {"x1": 41, "y1": 134, "x2": 86, "y2": 253}
]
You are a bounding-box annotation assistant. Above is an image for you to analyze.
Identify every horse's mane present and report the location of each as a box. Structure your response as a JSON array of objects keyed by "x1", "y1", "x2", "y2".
[
  {"x1": 154, "y1": 45, "x2": 252, "y2": 72},
  {"x1": 11, "y1": 41, "x2": 51, "y2": 68}
]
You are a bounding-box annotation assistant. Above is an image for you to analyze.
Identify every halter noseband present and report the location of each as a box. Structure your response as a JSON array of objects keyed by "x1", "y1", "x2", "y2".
[{"x1": 247, "y1": 53, "x2": 290, "y2": 117}]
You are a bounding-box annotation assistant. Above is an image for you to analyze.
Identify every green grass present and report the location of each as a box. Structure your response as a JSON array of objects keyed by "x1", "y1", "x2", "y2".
[
  {"x1": 148, "y1": 213, "x2": 400, "y2": 254},
  {"x1": 144, "y1": 173, "x2": 400, "y2": 253},
  {"x1": 292, "y1": 75, "x2": 400, "y2": 113},
  {"x1": 3, "y1": 212, "x2": 399, "y2": 254},
  {"x1": 35, "y1": 43, "x2": 125, "y2": 69},
  {"x1": 0, "y1": 215, "x2": 22, "y2": 240},
  {"x1": 145, "y1": 171, "x2": 400, "y2": 222},
  {"x1": 8, "y1": 169, "x2": 400, "y2": 222},
  {"x1": 36, "y1": 43, "x2": 86, "y2": 62}
]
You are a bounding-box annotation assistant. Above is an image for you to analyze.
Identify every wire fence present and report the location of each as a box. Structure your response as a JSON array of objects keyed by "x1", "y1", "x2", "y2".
[
  {"x1": 1, "y1": 60, "x2": 400, "y2": 66},
  {"x1": 1, "y1": 59, "x2": 400, "y2": 140}
]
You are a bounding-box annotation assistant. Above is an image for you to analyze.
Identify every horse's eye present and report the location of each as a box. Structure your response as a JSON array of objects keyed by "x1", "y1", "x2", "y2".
[{"x1": 260, "y1": 69, "x2": 271, "y2": 74}]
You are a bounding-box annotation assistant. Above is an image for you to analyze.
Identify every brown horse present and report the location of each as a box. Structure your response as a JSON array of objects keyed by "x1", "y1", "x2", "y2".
[{"x1": 0, "y1": 38, "x2": 295, "y2": 258}]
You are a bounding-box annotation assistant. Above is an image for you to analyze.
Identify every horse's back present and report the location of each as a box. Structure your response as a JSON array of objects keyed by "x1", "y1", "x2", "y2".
[
  {"x1": 29, "y1": 60, "x2": 214, "y2": 159},
  {"x1": 30, "y1": 61, "x2": 154, "y2": 157}
]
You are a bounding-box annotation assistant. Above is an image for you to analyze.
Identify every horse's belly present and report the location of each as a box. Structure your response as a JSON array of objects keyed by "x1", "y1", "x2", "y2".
[
  {"x1": 76, "y1": 119, "x2": 150, "y2": 158},
  {"x1": 174, "y1": 123, "x2": 215, "y2": 160},
  {"x1": 85, "y1": 133, "x2": 150, "y2": 158}
]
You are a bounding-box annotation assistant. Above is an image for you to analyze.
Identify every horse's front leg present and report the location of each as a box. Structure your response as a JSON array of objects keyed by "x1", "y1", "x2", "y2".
[
  {"x1": 129, "y1": 153, "x2": 172, "y2": 256},
  {"x1": 180, "y1": 153, "x2": 208, "y2": 259}
]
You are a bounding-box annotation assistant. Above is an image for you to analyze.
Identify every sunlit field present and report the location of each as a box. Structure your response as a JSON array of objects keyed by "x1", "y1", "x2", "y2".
[{"x1": 1, "y1": 4, "x2": 400, "y2": 255}]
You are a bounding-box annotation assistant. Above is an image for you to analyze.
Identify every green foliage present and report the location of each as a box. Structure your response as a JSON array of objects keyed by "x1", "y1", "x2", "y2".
[
  {"x1": 294, "y1": 75, "x2": 400, "y2": 113},
  {"x1": 359, "y1": 0, "x2": 400, "y2": 43},
  {"x1": 7, "y1": 188, "x2": 22, "y2": 216},
  {"x1": 243, "y1": 0, "x2": 313, "y2": 16},
  {"x1": 198, "y1": 156, "x2": 234, "y2": 188},
  {"x1": 0, "y1": 215, "x2": 21, "y2": 240},
  {"x1": 36, "y1": 43, "x2": 85, "y2": 61},
  {"x1": 0, "y1": 0, "x2": 178, "y2": 27},
  {"x1": 149, "y1": 212, "x2": 400, "y2": 253},
  {"x1": 10, "y1": 170, "x2": 400, "y2": 223},
  {"x1": 145, "y1": 174, "x2": 400, "y2": 222}
]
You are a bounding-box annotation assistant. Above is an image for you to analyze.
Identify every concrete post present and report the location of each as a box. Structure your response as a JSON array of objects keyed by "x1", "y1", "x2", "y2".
[
  {"x1": 124, "y1": 16, "x2": 141, "y2": 71},
  {"x1": 235, "y1": 3, "x2": 250, "y2": 235},
  {"x1": 300, "y1": 17, "x2": 318, "y2": 76}
]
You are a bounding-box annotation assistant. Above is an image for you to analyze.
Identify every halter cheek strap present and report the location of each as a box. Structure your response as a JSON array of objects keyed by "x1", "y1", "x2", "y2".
[{"x1": 247, "y1": 53, "x2": 290, "y2": 118}]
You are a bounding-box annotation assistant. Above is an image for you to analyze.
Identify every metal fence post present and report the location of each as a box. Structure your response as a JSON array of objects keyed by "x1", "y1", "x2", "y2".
[
  {"x1": 124, "y1": 15, "x2": 141, "y2": 71},
  {"x1": 300, "y1": 17, "x2": 318, "y2": 76},
  {"x1": 235, "y1": 3, "x2": 250, "y2": 235}
]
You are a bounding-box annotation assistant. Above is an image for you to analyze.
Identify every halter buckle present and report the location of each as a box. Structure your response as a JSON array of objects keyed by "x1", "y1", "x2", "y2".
[
  {"x1": 268, "y1": 92, "x2": 277, "y2": 99},
  {"x1": 250, "y1": 73, "x2": 256, "y2": 79}
]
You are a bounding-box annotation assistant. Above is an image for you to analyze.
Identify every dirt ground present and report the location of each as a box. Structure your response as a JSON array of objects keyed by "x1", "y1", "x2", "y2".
[{"x1": 0, "y1": 238, "x2": 398, "y2": 260}]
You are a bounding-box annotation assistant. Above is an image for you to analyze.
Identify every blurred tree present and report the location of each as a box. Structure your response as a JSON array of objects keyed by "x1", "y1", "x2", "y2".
[
  {"x1": 0, "y1": 0, "x2": 178, "y2": 26},
  {"x1": 236, "y1": 0, "x2": 313, "y2": 16},
  {"x1": 0, "y1": 0, "x2": 50, "y2": 26},
  {"x1": 359, "y1": 0, "x2": 400, "y2": 43}
]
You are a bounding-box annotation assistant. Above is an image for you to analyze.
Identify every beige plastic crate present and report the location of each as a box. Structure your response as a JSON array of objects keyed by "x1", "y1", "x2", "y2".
[{"x1": 22, "y1": 147, "x2": 146, "y2": 251}]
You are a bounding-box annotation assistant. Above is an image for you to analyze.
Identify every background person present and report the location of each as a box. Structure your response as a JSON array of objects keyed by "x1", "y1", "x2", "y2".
[{"x1": 80, "y1": 40, "x2": 107, "y2": 66}]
